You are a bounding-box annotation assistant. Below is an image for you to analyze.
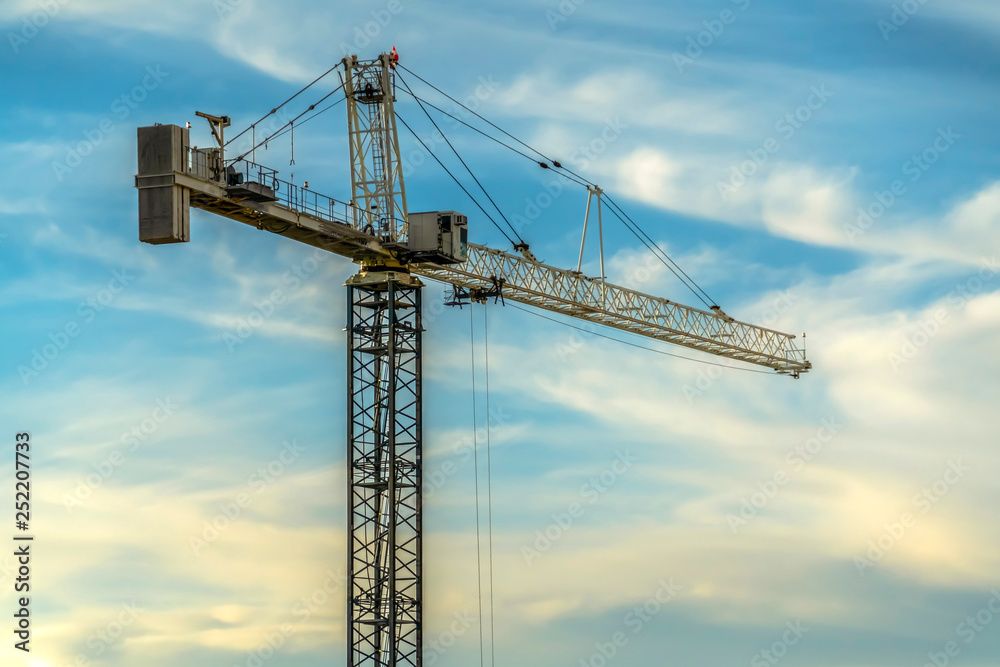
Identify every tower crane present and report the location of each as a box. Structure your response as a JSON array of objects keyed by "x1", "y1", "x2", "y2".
[{"x1": 134, "y1": 52, "x2": 811, "y2": 667}]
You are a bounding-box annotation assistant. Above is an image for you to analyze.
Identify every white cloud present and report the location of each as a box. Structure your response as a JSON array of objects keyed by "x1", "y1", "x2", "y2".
[
  {"x1": 497, "y1": 69, "x2": 744, "y2": 136},
  {"x1": 18, "y1": 466, "x2": 346, "y2": 666},
  {"x1": 603, "y1": 142, "x2": 1000, "y2": 265},
  {"x1": 946, "y1": 181, "x2": 1000, "y2": 235},
  {"x1": 909, "y1": 0, "x2": 1000, "y2": 32},
  {"x1": 607, "y1": 145, "x2": 860, "y2": 244}
]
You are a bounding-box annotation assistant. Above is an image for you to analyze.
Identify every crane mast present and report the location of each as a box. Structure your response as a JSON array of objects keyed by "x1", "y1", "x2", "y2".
[
  {"x1": 346, "y1": 267, "x2": 422, "y2": 667},
  {"x1": 133, "y1": 51, "x2": 810, "y2": 667},
  {"x1": 342, "y1": 54, "x2": 423, "y2": 667}
]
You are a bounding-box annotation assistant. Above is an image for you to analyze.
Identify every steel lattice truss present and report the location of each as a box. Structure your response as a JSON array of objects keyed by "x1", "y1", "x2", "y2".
[
  {"x1": 347, "y1": 276, "x2": 422, "y2": 667},
  {"x1": 170, "y1": 168, "x2": 809, "y2": 374},
  {"x1": 344, "y1": 54, "x2": 409, "y2": 242},
  {"x1": 413, "y1": 244, "x2": 811, "y2": 374}
]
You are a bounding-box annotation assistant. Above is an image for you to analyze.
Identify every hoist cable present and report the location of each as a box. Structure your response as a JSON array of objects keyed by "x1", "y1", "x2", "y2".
[
  {"x1": 399, "y1": 65, "x2": 723, "y2": 310},
  {"x1": 507, "y1": 304, "x2": 775, "y2": 374},
  {"x1": 603, "y1": 195, "x2": 718, "y2": 308},
  {"x1": 396, "y1": 88, "x2": 591, "y2": 189},
  {"x1": 397, "y1": 64, "x2": 595, "y2": 186},
  {"x1": 396, "y1": 70, "x2": 524, "y2": 245},
  {"x1": 483, "y1": 306, "x2": 496, "y2": 667},
  {"x1": 600, "y1": 203, "x2": 715, "y2": 310},
  {"x1": 233, "y1": 81, "x2": 346, "y2": 162},
  {"x1": 225, "y1": 62, "x2": 343, "y2": 148},
  {"x1": 395, "y1": 112, "x2": 517, "y2": 246},
  {"x1": 470, "y1": 311, "x2": 486, "y2": 667},
  {"x1": 263, "y1": 97, "x2": 345, "y2": 145}
]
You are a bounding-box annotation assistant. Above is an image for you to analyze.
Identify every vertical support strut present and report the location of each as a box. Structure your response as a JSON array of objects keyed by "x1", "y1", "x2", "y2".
[
  {"x1": 577, "y1": 185, "x2": 606, "y2": 305},
  {"x1": 347, "y1": 269, "x2": 423, "y2": 667}
]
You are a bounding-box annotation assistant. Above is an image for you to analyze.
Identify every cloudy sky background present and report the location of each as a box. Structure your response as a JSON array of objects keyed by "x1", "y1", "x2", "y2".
[{"x1": 1, "y1": 0, "x2": 999, "y2": 665}]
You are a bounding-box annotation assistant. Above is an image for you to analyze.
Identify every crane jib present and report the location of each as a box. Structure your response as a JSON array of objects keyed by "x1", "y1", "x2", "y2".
[
  {"x1": 135, "y1": 121, "x2": 809, "y2": 376},
  {"x1": 413, "y1": 244, "x2": 809, "y2": 375}
]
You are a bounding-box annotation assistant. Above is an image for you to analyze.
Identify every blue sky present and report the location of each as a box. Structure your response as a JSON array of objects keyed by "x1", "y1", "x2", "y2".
[{"x1": 2, "y1": 1, "x2": 1000, "y2": 666}]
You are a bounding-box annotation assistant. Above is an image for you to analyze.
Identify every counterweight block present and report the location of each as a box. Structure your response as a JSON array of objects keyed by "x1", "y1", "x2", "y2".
[{"x1": 136, "y1": 124, "x2": 191, "y2": 244}]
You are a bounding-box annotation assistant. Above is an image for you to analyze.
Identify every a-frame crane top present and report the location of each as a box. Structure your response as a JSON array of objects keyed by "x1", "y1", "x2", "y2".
[{"x1": 134, "y1": 51, "x2": 811, "y2": 667}]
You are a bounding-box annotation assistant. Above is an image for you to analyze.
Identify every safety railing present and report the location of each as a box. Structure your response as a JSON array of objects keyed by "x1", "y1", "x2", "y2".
[
  {"x1": 181, "y1": 147, "x2": 408, "y2": 239},
  {"x1": 224, "y1": 158, "x2": 278, "y2": 191}
]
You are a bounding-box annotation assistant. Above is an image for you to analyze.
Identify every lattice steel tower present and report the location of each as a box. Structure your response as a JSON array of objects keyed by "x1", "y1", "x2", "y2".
[{"x1": 343, "y1": 53, "x2": 423, "y2": 667}]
